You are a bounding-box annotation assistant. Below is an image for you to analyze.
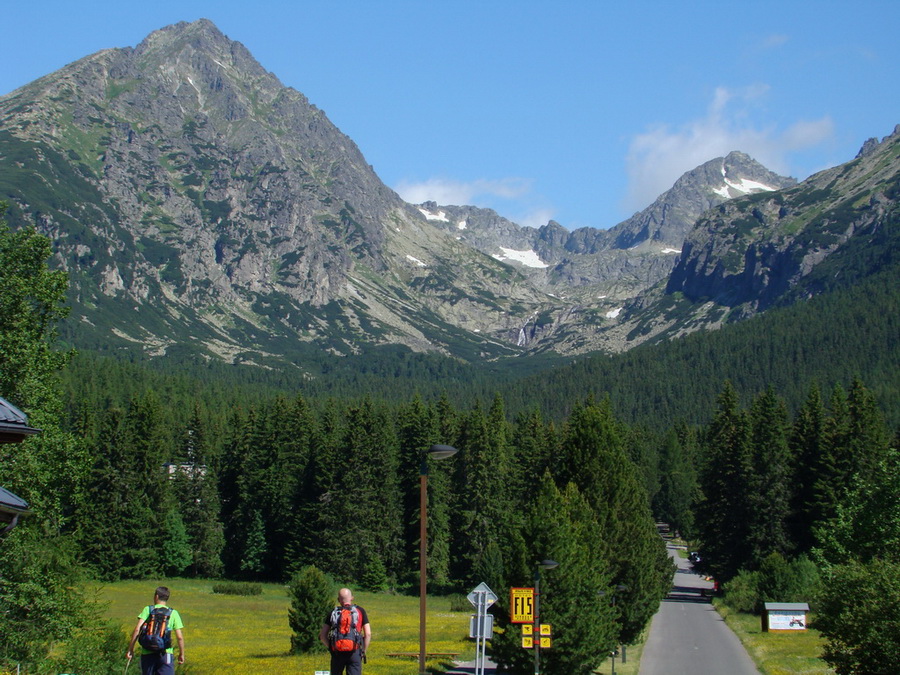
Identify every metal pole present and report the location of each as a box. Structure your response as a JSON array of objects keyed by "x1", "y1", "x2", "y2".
[
  {"x1": 611, "y1": 594, "x2": 616, "y2": 675},
  {"x1": 418, "y1": 468, "x2": 428, "y2": 675},
  {"x1": 534, "y1": 573, "x2": 540, "y2": 675},
  {"x1": 476, "y1": 592, "x2": 484, "y2": 675}
]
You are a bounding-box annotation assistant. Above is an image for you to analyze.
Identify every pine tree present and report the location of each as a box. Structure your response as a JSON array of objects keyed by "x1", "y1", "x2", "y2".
[
  {"x1": 696, "y1": 382, "x2": 754, "y2": 581},
  {"x1": 789, "y1": 384, "x2": 827, "y2": 553},
  {"x1": 175, "y1": 404, "x2": 224, "y2": 577},
  {"x1": 493, "y1": 473, "x2": 616, "y2": 675},
  {"x1": 218, "y1": 406, "x2": 249, "y2": 577},
  {"x1": 288, "y1": 565, "x2": 334, "y2": 654},
  {"x1": 509, "y1": 408, "x2": 555, "y2": 505},
  {"x1": 79, "y1": 406, "x2": 159, "y2": 579},
  {"x1": 315, "y1": 399, "x2": 402, "y2": 584},
  {"x1": 653, "y1": 426, "x2": 698, "y2": 539},
  {"x1": 240, "y1": 509, "x2": 268, "y2": 579},
  {"x1": 451, "y1": 399, "x2": 513, "y2": 584},
  {"x1": 397, "y1": 396, "x2": 437, "y2": 583},
  {"x1": 555, "y1": 397, "x2": 671, "y2": 644},
  {"x1": 280, "y1": 395, "x2": 320, "y2": 577},
  {"x1": 746, "y1": 387, "x2": 792, "y2": 563},
  {"x1": 845, "y1": 378, "x2": 891, "y2": 479}
]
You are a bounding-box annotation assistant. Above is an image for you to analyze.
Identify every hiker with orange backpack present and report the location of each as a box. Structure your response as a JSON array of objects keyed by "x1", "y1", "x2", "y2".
[
  {"x1": 319, "y1": 587, "x2": 371, "y2": 675},
  {"x1": 126, "y1": 586, "x2": 186, "y2": 674}
]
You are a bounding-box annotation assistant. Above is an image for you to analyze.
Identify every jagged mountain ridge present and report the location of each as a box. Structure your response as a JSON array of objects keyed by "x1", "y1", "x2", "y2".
[
  {"x1": 415, "y1": 152, "x2": 795, "y2": 302},
  {"x1": 597, "y1": 124, "x2": 900, "y2": 352},
  {"x1": 669, "y1": 125, "x2": 900, "y2": 310},
  {"x1": 0, "y1": 19, "x2": 894, "y2": 366}
]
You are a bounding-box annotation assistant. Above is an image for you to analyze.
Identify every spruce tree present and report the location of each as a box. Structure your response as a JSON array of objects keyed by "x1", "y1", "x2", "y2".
[
  {"x1": 653, "y1": 426, "x2": 698, "y2": 539},
  {"x1": 397, "y1": 396, "x2": 438, "y2": 584},
  {"x1": 789, "y1": 384, "x2": 826, "y2": 553},
  {"x1": 493, "y1": 473, "x2": 615, "y2": 675},
  {"x1": 175, "y1": 405, "x2": 224, "y2": 577},
  {"x1": 314, "y1": 399, "x2": 402, "y2": 584},
  {"x1": 555, "y1": 397, "x2": 671, "y2": 643},
  {"x1": 288, "y1": 565, "x2": 334, "y2": 654},
  {"x1": 451, "y1": 400, "x2": 513, "y2": 584},
  {"x1": 747, "y1": 387, "x2": 792, "y2": 563},
  {"x1": 281, "y1": 395, "x2": 320, "y2": 576},
  {"x1": 697, "y1": 382, "x2": 754, "y2": 580}
]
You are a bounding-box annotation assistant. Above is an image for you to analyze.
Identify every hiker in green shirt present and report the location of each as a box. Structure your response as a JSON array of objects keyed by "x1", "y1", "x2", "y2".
[{"x1": 126, "y1": 586, "x2": 185, "y2": 674}]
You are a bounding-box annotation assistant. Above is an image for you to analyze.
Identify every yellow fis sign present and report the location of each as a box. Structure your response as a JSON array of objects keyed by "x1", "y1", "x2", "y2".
[{"x1": 510, "y1": 587, "x2": 535, "y2": 624}]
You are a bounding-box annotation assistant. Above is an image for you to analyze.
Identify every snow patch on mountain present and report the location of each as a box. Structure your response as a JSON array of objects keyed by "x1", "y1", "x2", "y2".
[
  {"x1": 492, "y1": 247, "x2": 549, "y2": 268},
  {"x1": 714, "y1": 163, "x2": 779, "y2": 198},
  {"x1": 419, "y1": 207, "x2": 449, "y2": 222}
]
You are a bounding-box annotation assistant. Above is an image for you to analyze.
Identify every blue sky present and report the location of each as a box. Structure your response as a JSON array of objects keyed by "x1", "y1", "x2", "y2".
[{"x1": 2, "y1": 1, "x2": 898, "y2": 230}]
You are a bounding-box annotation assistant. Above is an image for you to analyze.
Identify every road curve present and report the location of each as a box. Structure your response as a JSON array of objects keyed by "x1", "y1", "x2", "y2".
[{"x1": 638, "y1": 541, "x2": 760, "y2": 675}]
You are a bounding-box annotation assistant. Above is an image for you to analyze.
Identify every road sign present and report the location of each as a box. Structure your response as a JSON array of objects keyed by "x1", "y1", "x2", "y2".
[
  {"x1": 467, "y1": 582, "x2": 498, "y2": 607},
  {"x1": 540, "y1": 636, "x2": 552, "y2": 648},
  {"x1": 522, "y1": 636, "x2": 533, "y2": 649},
  {"x1": 510, "y1": 587, "x2": 534, "y2": 623},
  {"x1": 540, "y1": 624, "x2": 552, "y2": 635},
  {"x1": 521, "y1": 624, "x2": 533, "y2": 636},
  {"x1": 469, "y1": 613, "x2": 494, "y2": 639}
]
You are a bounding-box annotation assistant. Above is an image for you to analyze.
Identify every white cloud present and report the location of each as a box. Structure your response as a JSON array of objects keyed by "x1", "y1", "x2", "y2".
[
  {"x1": 623, "y1": 86, "x2": 834, "y2": 213},
  {"x1": 394, "y1": 177, "x2": 532, "y2": 206},
  {"x1": 760, "y1": 34, "x2": 789, "y2": 50},
  {"x1": 395, "y1": 177, "x2": 555, "y2": 228},
  {"x1": 516, "y1": 207, "x2": 555, "y2": 229}
]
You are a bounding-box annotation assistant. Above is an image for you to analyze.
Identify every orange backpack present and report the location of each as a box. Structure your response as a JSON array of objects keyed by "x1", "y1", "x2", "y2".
[{"x1": 328, "y1": 605, "x2": 363, "y2": 652}]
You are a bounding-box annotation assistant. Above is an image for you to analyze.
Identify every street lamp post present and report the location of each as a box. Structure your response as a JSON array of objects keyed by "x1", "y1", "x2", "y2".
[
  {"x1": 533, "y1": 559, "x2": 559, "y2": 675},
  {"x1": 598, "y1": 584, "x2": 628, "y2": 675},
  {"x1": 419, "y1": 444, "x2": 458, "y2": 675}
]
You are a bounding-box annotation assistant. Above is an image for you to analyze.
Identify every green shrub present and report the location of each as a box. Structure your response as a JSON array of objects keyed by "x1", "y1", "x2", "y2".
[
  {"x1": 722, "y1": 569, "x2": 761, "y2": 613},
  {"x1": 722, "y1": 553, "x2": 821, "y2": 614},
  {"x1": 758, "y1": 553, "x2": 820, "y2": 608},
  {"x1": 288, "y1": 565, "x2": 333, "y2": 654},
  {"x1": 211, "y1": 581, "x2": 263, "y2": 596}
]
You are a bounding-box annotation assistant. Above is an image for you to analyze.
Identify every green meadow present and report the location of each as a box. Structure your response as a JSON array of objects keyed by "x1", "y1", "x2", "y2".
[
  {"x1": 96, "y1": 579, "x2": 477, "y2": 674},
  {"x1": 713, "y1": 601, "x2": 833, "y2": 675}
]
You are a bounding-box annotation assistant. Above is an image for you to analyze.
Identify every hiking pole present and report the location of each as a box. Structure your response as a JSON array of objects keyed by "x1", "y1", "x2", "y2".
[{"x1": 124, "y1": 655, "x2": 133, "y2": 675}]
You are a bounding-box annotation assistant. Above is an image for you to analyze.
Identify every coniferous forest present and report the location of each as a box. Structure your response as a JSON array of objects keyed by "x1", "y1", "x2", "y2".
[{"x1": 2, "y1": 215, "x2": 899, "y2": 674}]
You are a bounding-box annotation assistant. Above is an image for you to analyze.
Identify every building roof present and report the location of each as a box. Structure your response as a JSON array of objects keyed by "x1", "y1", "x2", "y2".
[
  {"x1": 764, "y1": 603, "x2": 810, "y2": 612},
  {"x1": 0, "y1": 396, "x2": 40, "y2": 443},
  {"x1": 0, "y1": 486, "x2": 29, "y2": 515}
]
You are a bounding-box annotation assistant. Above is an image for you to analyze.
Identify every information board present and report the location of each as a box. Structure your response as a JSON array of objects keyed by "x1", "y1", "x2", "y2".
[{"x1": 510, "y1": 587, "x2": 534, "y2": 623}]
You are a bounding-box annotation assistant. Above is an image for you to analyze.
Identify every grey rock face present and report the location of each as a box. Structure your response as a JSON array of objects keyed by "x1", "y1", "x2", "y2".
[
  {"x1": 668, "y1": 129, "x2": 900, "y2": 312},
  {"x1": 0, "y1": 18, "x2": 891, "y2": 363}
]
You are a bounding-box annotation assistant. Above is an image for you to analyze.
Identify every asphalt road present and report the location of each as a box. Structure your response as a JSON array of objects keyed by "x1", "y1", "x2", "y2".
[{"x1": 638, "y1": 543, "x2": 760, "y2": 675}]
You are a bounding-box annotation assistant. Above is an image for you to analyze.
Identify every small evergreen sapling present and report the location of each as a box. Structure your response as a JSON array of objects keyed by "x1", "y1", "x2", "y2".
[{"x1": 288, "y1": 565, "x2": 333, "y2": 654}]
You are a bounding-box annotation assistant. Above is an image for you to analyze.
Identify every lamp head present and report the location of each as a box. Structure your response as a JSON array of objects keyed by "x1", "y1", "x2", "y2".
[
  {"x1": 537, "y1": 559, "x2": 559, "y2": 570},
  {"x1": 427, "y1": 444, "x2": 458, "y2": 460}
]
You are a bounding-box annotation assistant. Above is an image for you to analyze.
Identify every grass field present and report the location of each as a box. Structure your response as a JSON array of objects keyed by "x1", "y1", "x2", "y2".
[
  {"x1": 590, "y1": 635, "x2": 646, "y2": 675},
  {"x1": 713, "y1": 601, "x2": 834, "y2": 675},
  {"x1": 96, "y1": 579, "x2": 477, "y2": 674}
]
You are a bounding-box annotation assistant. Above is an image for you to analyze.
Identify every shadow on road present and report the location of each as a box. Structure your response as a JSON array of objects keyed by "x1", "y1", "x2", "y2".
[{"x1": 662, "y1": 585, "x2": 713, "y2": 604}]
